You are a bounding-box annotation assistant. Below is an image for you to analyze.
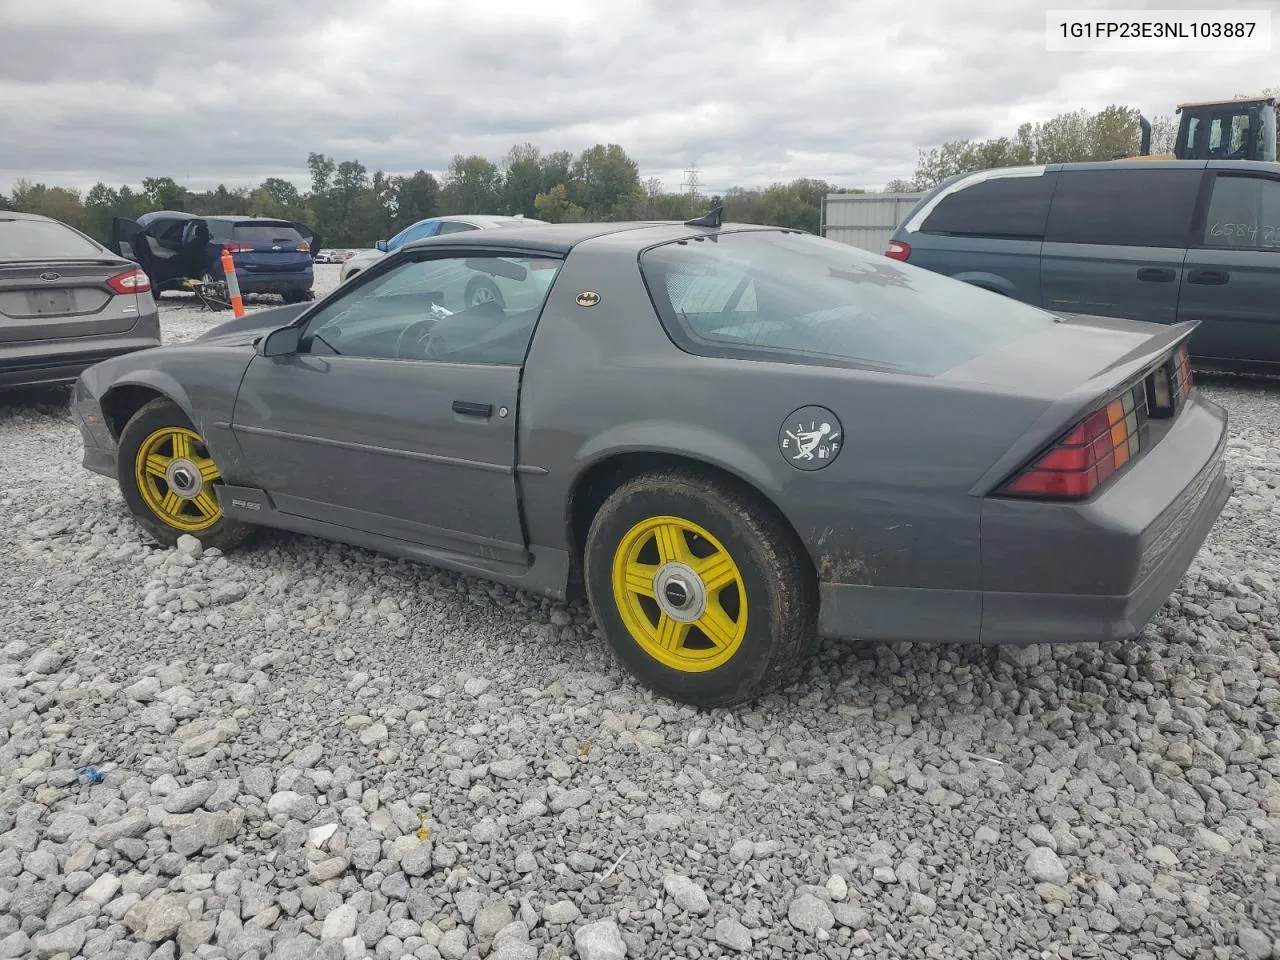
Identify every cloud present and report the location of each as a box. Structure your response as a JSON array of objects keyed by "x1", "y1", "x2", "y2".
[{"x1": 0, "y1": 0, "x2": 1273, "y2": 194}]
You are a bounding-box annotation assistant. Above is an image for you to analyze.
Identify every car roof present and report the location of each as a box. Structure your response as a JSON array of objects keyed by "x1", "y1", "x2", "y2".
[
  {"x1": 399, "y1": 220, "x2": 783, "y2": 255},
  {"x1": 0, "y1": 210, "x2": 59, "y2": 223}
]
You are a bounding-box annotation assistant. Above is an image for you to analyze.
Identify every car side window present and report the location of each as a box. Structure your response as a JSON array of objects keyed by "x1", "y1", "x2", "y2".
[
  {"x1": 919, "y1": 172, "x2": 1057, "y2": 238},
  {"x1": 390, "y1": 221, "x2": 438, "y2": 250},
  {"x1": 1201, "y1": 175, "x2": 1280, "y2": 249},
  {"x1": 299, "y1": 254, "x2": 563, "y2": 365},
  {"x1": 1044, "y1": 169, "x2": 1202, "y2": 248},
  {"x1": 437, "y1": 222, "x2": 479, "y2": 234}
]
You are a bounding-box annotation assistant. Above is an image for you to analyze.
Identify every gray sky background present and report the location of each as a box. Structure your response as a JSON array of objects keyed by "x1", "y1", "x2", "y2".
[{"x1": 0, "y1": 0, "x2": 1275, "y2": 194}]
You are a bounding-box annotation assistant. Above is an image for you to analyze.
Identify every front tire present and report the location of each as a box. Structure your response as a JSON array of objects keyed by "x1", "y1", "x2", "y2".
[
  {"x1": 584, "y1": 468, "x2": 817, "y2": 707},
  {"x1": 116, "y1": 398, "x2": 254, "y2": 551}
]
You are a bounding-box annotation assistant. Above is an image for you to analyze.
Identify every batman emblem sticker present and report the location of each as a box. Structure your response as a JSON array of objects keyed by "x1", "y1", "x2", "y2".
[
  {"x1": 779, "y1": 406, "x2": 842, "y2": 470},
  {"x1": 576, "y1": 291, "x2": 601, "y2": 307}
]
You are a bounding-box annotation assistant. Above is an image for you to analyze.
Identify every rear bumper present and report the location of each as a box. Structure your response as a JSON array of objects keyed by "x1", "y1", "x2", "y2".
[
  {"x1": 818, "y1": 391, "x2": 1231, "y2": 645},
  {"x1": 0, "y1": 335, "x2": 161, "y2": 391},
  {"x1": 233, "y1": 269, "x2": 312, "y2": 294}
]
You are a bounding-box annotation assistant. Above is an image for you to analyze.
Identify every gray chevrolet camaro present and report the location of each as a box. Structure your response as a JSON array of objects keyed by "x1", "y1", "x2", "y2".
[{"x1": 72, "y1": 214, "x2": 1232, "y2": 706}]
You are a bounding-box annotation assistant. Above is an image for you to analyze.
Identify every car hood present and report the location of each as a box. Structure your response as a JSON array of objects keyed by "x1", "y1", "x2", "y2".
[{"x1": 194, "y1": 303, "x2": 310, "y2": 346}]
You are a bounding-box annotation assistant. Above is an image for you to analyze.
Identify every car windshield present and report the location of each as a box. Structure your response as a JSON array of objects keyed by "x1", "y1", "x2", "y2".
[
  {"x1": 639, "y1": 230, "x2": 1058, "y2": 376},
  {"x1": 0, "y1": 218, "x2": 105, "y2": 259},
  {"x1": 233, "y1": 223, "x2": 303, "y2": 244}
]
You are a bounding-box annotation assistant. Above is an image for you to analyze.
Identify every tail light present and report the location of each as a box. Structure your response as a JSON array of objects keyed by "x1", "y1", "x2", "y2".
[
  {"x1": 885, "y1": 240, "x2": 911, "y2": 261},
  {"x1": 1174, "y1": 344, "x2": 1193, "y2": 395},
  {"x1": 296, "y1": 240, "x2": 311, "y2": 253},
  {"x1": 106, "y1": 267, "x2": 150, "y2": 294},
  {"x1": 224, "y1": 242, "x2": 253, "y2": 254},
  {"x1": 999, "y1": 382, "x2": 1148, "y2": 500}
]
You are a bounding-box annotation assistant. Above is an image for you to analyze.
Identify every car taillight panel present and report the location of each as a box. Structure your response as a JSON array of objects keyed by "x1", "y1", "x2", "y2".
[
  {"x1": 296, "y1": 240, "x2": 311, "y2": 253},
  {"x1": 1000, "y1": 382, "x2": 1149, "y2": 500},
  {"x1": 224, "y1": 242, "x2": 254, "y2": 254},
  {"x1": 885, "y1": 240, "x2": 911, "y2": 261},
  {"x1": 106, "y1": 268, "x2": 151, "y2": 294}
]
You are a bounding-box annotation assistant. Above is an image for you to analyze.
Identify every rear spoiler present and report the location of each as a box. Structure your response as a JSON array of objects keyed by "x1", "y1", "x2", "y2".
[{"x1": 969, "y1": 319, "x2": 1198, "y2": 496}]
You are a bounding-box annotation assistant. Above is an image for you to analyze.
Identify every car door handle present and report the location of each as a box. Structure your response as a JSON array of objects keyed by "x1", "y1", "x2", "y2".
[
  {"x1": 1187, "y1": 269, "x2": 1229, "y2": 285},
  {"x1": 1136, "y1": 267, "x2": 1176, "y2": 283},
  {"x1": 452, "y1": 400, "x2": 493, "y2": 418}
]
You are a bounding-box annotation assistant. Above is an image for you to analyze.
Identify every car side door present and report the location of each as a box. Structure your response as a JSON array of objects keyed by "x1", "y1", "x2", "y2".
[
  {"x1": 229, "y1": 248, "x2": 564, "y2": 564},
  {"x1": 1039, "y1": 166, "x2": 1202, "y2": 324},
  {"x1": 1179, "y1": 168, "x2": 1280, "y2": 365}
]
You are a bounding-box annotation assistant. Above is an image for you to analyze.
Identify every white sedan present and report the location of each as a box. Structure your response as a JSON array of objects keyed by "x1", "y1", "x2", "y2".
[{"x1": 339, "y1": 215, "x2": 545, "y2": 284}]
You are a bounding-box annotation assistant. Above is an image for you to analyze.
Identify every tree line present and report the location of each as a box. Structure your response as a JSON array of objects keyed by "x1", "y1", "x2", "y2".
[
  {"x1": 1, "y1": 142, "x2": 863, "y2": 248},
  {"x1": 889, "y1": 92, "x2": 1280, "y2": 192}
]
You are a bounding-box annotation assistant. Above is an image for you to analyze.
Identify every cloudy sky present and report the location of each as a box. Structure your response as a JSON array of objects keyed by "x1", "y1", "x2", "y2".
[{"x1": 0, "y1": 0, "x2": 1275, "y2": 195}]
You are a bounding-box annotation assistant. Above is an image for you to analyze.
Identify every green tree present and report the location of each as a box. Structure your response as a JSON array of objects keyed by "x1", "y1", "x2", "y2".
[
  {"x1": 533, "y1": 184, "x2": 586, "y2": 223},
  {"x1": 500, "y1": 143, "x2": 545, "y2": 218},
  {"x1": 307, "y1": 152, "x2": 336, "y2": 194},
  {"x1": 440, "y1": 155, "x2": 502, "y2": 214},
  {"x1": 570, "y1": 144, "x2": 640, "y2": 219},
  {"x1": 390, "y1": 171, "x2": 440, "y2": 230},
  {"x1": 11, "y1": 180, "x2": 86, "y2": 228},
  {"x1": 141, "y1": 176, "x2": 186, "y2": 211}
]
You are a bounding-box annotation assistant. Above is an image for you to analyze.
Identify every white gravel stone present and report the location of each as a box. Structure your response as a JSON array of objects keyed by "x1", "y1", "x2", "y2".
[
  {"x1": 574, "y1": 920, "x2": 626, "y2": 960},
  {"x1": 1025, "y1": 847, "x2": 1068, "y2": 885},
  {"x1": 3, "y1": 355, "x2": 1280, "y2": 958},
  {"x1": 663, "y1": 874, "x2": 710, "y2": 914}
]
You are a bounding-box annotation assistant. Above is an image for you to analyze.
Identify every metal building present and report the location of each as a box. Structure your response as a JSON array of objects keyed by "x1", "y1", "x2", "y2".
[{"x1": 821, "y1": 193, "x2": 923, "y2": 253}]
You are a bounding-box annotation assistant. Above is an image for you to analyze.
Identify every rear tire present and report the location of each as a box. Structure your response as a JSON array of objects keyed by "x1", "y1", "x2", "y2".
[
  {"x1": 584, "y1": 468, "x2": 817, "y2": 707},
  {"x1": 116, "y1": 398, "x2": 254, "y2": 552}
]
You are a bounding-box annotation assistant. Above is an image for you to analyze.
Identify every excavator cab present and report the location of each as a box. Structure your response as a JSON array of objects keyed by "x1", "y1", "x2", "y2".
[
  {"x1": 1127, "y1": 96, "x2": 1278, "y2": 163},
  {"x1": 1174, "y1": 97, "x2": 1277, "y2": 162}
]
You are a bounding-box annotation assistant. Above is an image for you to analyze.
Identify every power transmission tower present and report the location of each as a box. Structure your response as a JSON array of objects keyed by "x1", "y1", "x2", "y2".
[{"x1": 681, "y1": 164, "x2": 701, "y2": 198}]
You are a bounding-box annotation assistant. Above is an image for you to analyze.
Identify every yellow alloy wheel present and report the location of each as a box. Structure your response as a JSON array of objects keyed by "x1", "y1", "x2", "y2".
[
  {"x1": 133, "y1": 426, "x2": 223, "y2": 532},
  {"x1": 610, "y1": 515, "x2": 749, "y2": 672}
]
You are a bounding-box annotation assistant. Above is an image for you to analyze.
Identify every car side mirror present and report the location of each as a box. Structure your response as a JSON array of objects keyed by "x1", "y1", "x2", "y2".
[
  {"x1": 258, "y1": 325, "x2": 301, "y2": 357},
  {"x1": 375, "y1": 240, "x2": 388, "y2": 252}
]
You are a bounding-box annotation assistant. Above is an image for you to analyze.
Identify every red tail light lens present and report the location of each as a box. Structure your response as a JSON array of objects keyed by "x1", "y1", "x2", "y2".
[
  {"x1": 224, "y1": 243, "x2": 254, "y2": 254},
  {"x1": 296, "y1": 240, "x2": 311, "y2": 253},
  {"x1": 885, "y1": 240, "x2": 911, "y2": 261},
  {"x1": 1174, "y1": 344, "x2": 1193, "y2": 395},
  {"x1": 1000, "y1": 384, "x2": 1147, "y2": 500},
  {"x1": 106, "y1": 267, "x2": 150, "y2": 294}
]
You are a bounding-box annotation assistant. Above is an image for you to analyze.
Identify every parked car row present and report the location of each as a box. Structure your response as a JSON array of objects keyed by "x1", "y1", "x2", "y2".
[{"x1": 887, "y1": 158, "x2": 1280, "y2": 371}]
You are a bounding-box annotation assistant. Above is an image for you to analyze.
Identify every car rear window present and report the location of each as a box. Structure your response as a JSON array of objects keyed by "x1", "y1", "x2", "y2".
[
  {"x1": 0, "y1": 218, "x2": 104, "y2": 259},
  {"x1": 639, "y1": 231, "x2": 1057, "y2": 377},
  {"x1": 232, "y1": 222, "x2": 303, "y2": 244}
]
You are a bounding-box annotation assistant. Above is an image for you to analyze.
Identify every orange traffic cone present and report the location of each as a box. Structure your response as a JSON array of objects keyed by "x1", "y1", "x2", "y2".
[{"x1": 220, "y1": 246, "x2": 245, "y2": 318}]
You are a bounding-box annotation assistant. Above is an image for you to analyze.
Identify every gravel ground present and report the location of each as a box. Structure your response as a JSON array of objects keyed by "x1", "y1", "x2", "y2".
[{"x1": 1, "y1": 268, "x2": 1278, "y2": 960}]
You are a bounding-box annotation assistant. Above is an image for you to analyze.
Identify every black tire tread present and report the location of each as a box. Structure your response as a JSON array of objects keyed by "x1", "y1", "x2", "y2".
[
  {"x1": 585, "y1": 466, "x2": 818, "y2": 707},
  {"x1": 116, "y1": 398, "x2": 255, "y2": 552}
]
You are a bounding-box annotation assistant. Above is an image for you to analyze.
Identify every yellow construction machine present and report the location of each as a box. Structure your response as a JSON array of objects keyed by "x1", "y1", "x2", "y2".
[{"x1": 1128, "y1": 95, "x2": 1278, "y2": 162}]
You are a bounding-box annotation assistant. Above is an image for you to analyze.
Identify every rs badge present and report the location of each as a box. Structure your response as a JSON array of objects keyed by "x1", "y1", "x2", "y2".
[{"x1": 779, "y1": 406, "x2": 843, "y2": 471}]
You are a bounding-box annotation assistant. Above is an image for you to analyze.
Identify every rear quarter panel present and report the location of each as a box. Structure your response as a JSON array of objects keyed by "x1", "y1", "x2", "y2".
[{"x1": 517, "y1": 233, "x2": 1055, "y2": 594}]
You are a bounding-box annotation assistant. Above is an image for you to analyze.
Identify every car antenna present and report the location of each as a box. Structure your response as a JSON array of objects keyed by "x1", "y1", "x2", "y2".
[{"x1": 684, "y1": 205, "x2": 724, "y2": 228}]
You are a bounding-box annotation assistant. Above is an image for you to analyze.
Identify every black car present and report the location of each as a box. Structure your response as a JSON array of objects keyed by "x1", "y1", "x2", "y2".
[{"x1": 109, "y1": 212, "x2": 321, "y2": 302}]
